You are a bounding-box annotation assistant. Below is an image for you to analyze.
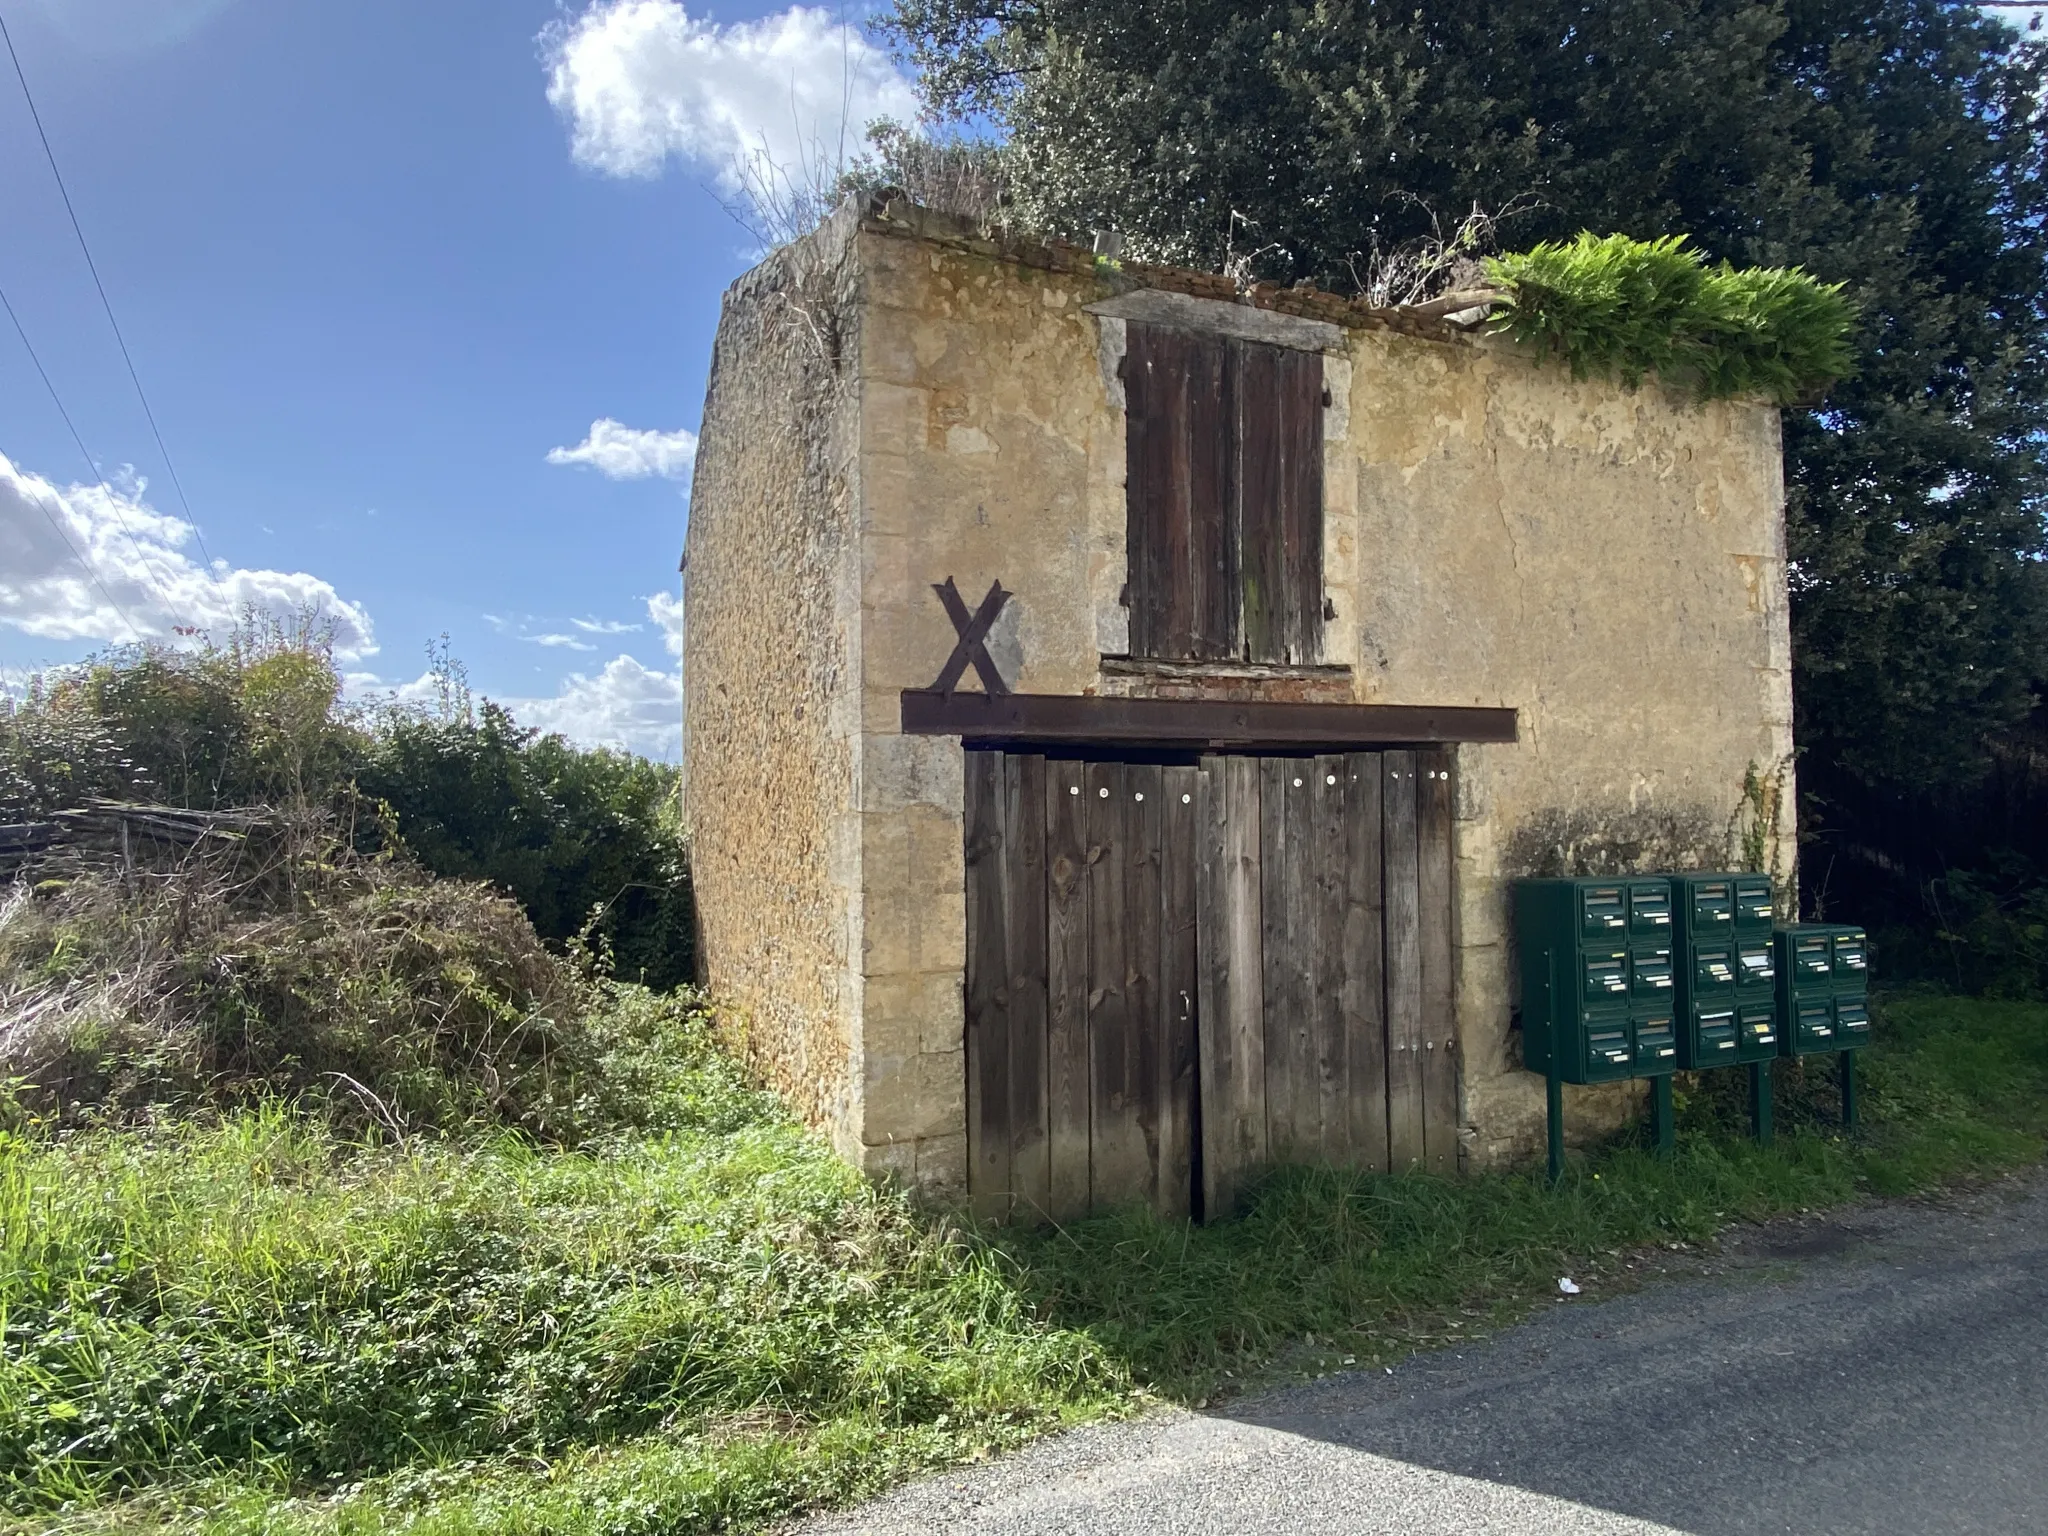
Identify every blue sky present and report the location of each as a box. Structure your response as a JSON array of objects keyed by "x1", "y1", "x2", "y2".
[{"x1": 0, "y1": 0, "x2": 914, "y2": 757}]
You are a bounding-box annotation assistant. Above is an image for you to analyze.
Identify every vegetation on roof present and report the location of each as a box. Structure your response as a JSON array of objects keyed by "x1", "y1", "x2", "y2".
[{"x1": 1483, "y1": 233, "x2": 1857, "y2": 405}]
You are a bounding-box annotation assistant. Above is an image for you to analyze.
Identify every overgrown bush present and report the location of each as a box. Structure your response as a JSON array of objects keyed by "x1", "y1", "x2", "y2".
[
  {"x1": 1484, "y1": 232, "x2": 1856, "y2": 404},
  {"x1": 356, "y1": 701, "x2": 693, "y2": 992},
  {"x1": 0, "y1": 629, "x2": 693, "y2": 994},
  {"x1": 0, "y1": 834, "x2": 604, "y2": 1139}
]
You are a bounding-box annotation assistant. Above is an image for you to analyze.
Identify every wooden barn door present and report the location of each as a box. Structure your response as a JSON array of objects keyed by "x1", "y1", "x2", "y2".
[
  {"x1": 964, "y1": 752, "x2": 1200, "y2": 1223},
  {"x1": 1196, "y1": 750, "x2": 1458, "y2": 1217},
  {"x1": 965, "y1": 748, "x2": 1456, "y2": 1223}
]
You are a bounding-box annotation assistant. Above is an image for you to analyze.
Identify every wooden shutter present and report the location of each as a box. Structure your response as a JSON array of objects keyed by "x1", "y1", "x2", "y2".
[
  {"x1": 1234, "y1": 341, "x2": 1325, "y2": 665},
  {"x1": 1124, "y1": 324, "x2": 1235, "y2": 661},
  {"x1": 1124, "y1": 321, "x2": 1324, "y2": 664}
]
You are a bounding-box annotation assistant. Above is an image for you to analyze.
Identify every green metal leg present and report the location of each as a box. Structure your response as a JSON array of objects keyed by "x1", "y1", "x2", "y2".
[
  {"x1": 1749, "y1": 1058, "x2": 1775, "y2": 1146},
  {"x1": 1650, "y1": 1075, "x2": 1674, "y2": 1154},
  {"x1": 1547, "y1": 1063, "x2": 1565, "y2": 1185},
  {"x1": 1840, "y1": 1049, "x2": 1858, "y2": 1134}
]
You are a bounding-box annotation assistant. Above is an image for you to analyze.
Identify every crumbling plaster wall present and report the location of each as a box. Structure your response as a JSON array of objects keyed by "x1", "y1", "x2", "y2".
[
  {"x1": 691, "y1": 202, "x2": 1793, "y2": 1190},
  {"x1": 1338, "y1": 327, "x2": 1795, "y2": 1167},
  {"x1": 682, "y1": 204, "x2": 868, "y2": 1157}
]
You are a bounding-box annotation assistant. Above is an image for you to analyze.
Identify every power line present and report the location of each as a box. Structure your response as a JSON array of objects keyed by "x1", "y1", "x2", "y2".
[
  {"x1": 0, "y1": 293, "x2": 142, "y2": 642},
  {"x1": 0, "y1": 4, "x2": 225, "y2": 587},
  {"x1": 0, "y1": 279, "x2": 192, "y2": 626}
]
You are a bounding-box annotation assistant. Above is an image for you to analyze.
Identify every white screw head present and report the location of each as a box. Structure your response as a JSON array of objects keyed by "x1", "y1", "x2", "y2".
[
  {"x1": 1134, "y1": 792, "x2": 1144, "y2": 801},
  {"x1": 1293, "y1": 777, "x2": 1303, "y2": 788},
  {"x1": 1181, "y1": 793, "x2": 1191, "y2": 804},
  {"x1": 1069, "y1": 785, "x2": 1079, "y2": 796},
  {"x1": 1098, "y1": 787, "x2": 1109, "y2": 798},
  {"x1": 1326, "y1": 774, "x2": 1337, "y2": 785}
]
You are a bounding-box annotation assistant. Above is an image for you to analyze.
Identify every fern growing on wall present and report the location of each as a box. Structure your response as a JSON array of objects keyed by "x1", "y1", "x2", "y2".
[{"x1": 1484, "y1": 233, "x2": 1856, "y2": 405}]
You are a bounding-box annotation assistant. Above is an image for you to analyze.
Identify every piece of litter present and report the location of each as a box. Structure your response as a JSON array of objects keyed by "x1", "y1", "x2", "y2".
[
  {"x1": 1558, "y1": 1277, "x2": 1582, "y2": 1295},
  {"x1": 1385, "y1": 1367, "x2": 1394, "y2": 1375}
]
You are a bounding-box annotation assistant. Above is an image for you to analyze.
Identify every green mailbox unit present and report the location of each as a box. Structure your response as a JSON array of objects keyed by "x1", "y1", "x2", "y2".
[
  {"x1": 1671, "y1": 873, "x2": 1778, "y2": 1067},
  {"x1": 1515, "y1": 878, "x2": 1679, "y2": 1084},
  {"x1": 1775, "y1": 923, "x2": 1871, "y2": 1056}
]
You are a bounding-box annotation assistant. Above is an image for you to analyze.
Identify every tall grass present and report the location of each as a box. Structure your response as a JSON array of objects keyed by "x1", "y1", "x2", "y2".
[
  {"x1": 5, "y1": 991, "x2": 2043, "y2": 1535},
  {"x1": 0, "y1": 994, "x2": 1121, "y2": 1528}
]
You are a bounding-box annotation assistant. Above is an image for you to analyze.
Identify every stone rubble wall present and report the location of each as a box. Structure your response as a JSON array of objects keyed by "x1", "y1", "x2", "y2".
[
  {"x1": 682, "y1": 205, "x2": 869, "y2": 1157},
  {"x1": 687, "y1": 196, "x2": 1794, "y2": 1192}
]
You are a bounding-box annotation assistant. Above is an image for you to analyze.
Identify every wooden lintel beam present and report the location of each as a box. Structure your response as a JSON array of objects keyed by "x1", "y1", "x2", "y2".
[{"x1": 899, "y1": 690, "x2": 1518, "y2": 749}]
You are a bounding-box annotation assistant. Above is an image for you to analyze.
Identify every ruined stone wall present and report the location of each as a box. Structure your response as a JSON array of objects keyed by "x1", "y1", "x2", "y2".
[
  {"x1": 845, "y1": 210, "x2": 1792, "y2": 1181},
  {"x1": 692, "y1": 200, "x2": 1792, "y2": 1189},
  {"x1": 682, "y1": 206, "x2": 867, "y2": 1155}
]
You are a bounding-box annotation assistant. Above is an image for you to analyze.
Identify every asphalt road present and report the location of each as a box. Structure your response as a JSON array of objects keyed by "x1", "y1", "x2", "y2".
[{"x1": 791, "y1": 1172, "x2": 2048, "y2": 1536}]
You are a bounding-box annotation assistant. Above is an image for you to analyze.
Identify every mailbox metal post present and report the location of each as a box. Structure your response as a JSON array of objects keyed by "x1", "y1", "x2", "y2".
[
  {"x1": 1749, "y1": 1058, "x2": 1775, "y2": 1145},
  {"x1": 1650, "y1": 1075, "x2": 1674, "y2": 1154},
  {"x1": 1547, "y1": 1050, "x2": 1565, "y2": 1185},
  {"x1": 1840, "y1": 1049, "x2": 1859, "y2": 1133}
]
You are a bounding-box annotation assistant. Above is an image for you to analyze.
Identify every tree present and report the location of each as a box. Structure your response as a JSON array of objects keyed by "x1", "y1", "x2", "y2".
[
  {"x1": 356, "y1": 703, "x2": 695, "y2": 991},
  {"x1": 887, "y1": 0, "x2": 2048, "y2": 920}
]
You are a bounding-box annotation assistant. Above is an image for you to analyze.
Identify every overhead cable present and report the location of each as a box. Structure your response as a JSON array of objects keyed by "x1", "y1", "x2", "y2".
[
  {"x1": 0, "y1": 288, "x2": 142, "y2": 641},
  {"x1": 0, "y1": 280, "x2": 191, "y2": 627},
  {"x1": 0, "y1": 5, "x2": 226, "y2": 587}
]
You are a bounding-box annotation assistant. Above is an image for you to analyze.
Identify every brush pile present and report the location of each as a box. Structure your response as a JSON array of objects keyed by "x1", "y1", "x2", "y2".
[{"x1": 0, "y1": 798, "x2": 598, "y2": 1138}]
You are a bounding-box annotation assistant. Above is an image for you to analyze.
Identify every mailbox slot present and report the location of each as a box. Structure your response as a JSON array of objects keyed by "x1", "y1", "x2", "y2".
[
  {"x1": 1629, "y1": 948, "x2": 1674, "y2": 1001},
  {"x1": 1833, "y1": 931, "x2": 1868, "y2": 983},
  {"x1": 1632, "y1": 1014, "x2": 1677, "y2": 1070},
  {"x1": 1835, "y1": 998, "x2": 1871, "y2": 1041},
  {"x1": 1580, "y1": 886, "x2": 1627, "y2": 937},
  {"x1": 1689, "y1": 880, "x2": 1734, "y2": 934},
  {"x1": 1695, "y1": 1009, "x2": 1738, "y2": 1057},
  {"x1": 1738, "y1": 944, "x2": 1775, "y2": 988},
  {"x1": 1585, "y1": 1019, "x2": 1634, "y2": 1080},
  {"x1": 1693, "y1": 945, "x2": 1738, "y2": 997},
  {"x1": 1792, "y1": 1000, "x2": 1834, "y2": 1051},
  {"x1": 1629, "y1": 886, "x2": 1673, "y2": 938},
  {"x1": 1738, "y1": 1000, "x2": 1778, "y2": 1061},
  {"x1": 1792, "y1": 934, "x2": 1831, "y2": 987},
  {"x1": 1734, "y1": 880, "x2": 1773, "y2": 929},
  {"x1": 1583, "y1": 951, "x2": 1628, "y2": 1003}
]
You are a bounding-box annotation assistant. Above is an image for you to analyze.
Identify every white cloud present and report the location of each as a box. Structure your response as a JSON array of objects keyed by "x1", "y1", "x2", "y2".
[
  {"x1": 504, "y1": 654, "x2": 682, "y2": 759},
  {"x1": 546, "y1": 418, "x2": 699, "y2": 481},
  {"x1": 648, "y1": 587, "x2": 684, "y2": 657},
  {"x1": 496, "y1": 591, "x2": 686, "y2": 758},
  {"x1": 572, "y1": 616, "x2": 642, "y2": 634},
  {"x1": 542, "y1": 1, "x2": 917, "y2": 184},
  {"x1": 0, "y1": 451, "x2": 376, "y2": 660},
  {"x1": 525, "y1": 632, "x2": 598, "y2": 651},
  {"x1": 343, "y1": 668, "x2": 444, "y2": 709}
]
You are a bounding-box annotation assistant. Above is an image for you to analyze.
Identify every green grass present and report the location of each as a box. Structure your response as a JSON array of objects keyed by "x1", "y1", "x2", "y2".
[{"x1": 6, "y1": 991, "x2": 2044, "y2": 1535}]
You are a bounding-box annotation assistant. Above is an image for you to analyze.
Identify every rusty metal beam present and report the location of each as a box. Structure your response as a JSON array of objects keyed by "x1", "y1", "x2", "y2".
[{"x1": 899, "y1": 690, "x2": 1517, "y2": 749}]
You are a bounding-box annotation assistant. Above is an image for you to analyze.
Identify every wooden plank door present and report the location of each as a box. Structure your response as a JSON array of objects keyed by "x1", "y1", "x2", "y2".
[
  {"x1": 967, "y1": 750, "x2": 1198, "y2": 1222},
  {"x1": 1197, "y1": 754, "x2": 1267, "y2": 1218},
  {"x1": 1193, "y1": 749, "x2": 1457, "y2": 1216},
  {"x1": 969, "y1": 746, "x2": 1456, "y2": 1224}
]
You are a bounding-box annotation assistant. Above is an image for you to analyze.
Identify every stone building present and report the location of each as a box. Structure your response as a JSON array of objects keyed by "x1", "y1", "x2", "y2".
[{"x1": 681, "y1": 195, "x2": 1795, "y2": 1217}]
